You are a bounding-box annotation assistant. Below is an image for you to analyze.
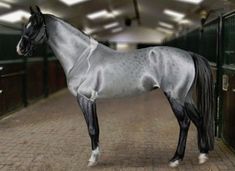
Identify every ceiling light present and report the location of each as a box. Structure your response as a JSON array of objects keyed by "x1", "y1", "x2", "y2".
[
  {"x1": 0, "y1": 10, "x2": 30, "y2": 23},
  {"x1": 178, "y1": 19, "x2": 192, "y2": 24},
  {"x1": 117, "y1": 43, "x2": 129, "y2": 49},
  {"x1": 112, "y1": 10, "x2": 121, "y2": 16},
  {"x1": 159, "y1": 21, "x2": 174, "y2": 29},
  {"x1": 104, "y1": 22, "x2": 119, "y2": 29},
  {"x1": 164, "y1": 9, "x2": 185, "y2": 20},
  {"x1": 58, "y1": 0, "x2": 88, "y2": 6},
  {"x1": 0, "y1": 2, "x2": 11, "y2": 9},
  {"x1": 87, "y1": 10, "x2": 112, "y2": 20},
  {"x1": 176, "y1": 0, "x2": 203, "y2": 4},
  {"x1": 112, "y1": 27, "x2": 123, "y2": 33},
  {"x1": 83, "y1": 27, "x2": 96, "y2": 34},
  {"x1": 41, "y1": 9, "x2": 63, "y2": 18},
  {"x1": 157, "y1": 27, "x2": 174, "y2": 34}
]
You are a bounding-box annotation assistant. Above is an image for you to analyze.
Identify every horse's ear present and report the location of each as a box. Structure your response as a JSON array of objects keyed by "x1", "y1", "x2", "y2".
[
  {"x1": 29, "y1": 6, "x2": 34, "y2": 14},
  {"x1": 35, "y1": 5, "x2": 42, "y2": 14}
]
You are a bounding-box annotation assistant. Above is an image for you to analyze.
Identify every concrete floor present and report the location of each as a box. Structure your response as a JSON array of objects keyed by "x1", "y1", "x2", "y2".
[{"x1": 0, "y1": 89, "x2": 234, "y2": 171}]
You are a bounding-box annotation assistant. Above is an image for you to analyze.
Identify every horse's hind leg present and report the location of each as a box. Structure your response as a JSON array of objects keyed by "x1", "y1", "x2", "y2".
[
  {"x1": 184, "y1": 98, "x2": 209, "y2": 164},
  {"x1": 165, "y1": 95, "x2": 191, "y2": 167},
  {"x1": 77, "y1": 94, "x2": 100, "y2": 167}
]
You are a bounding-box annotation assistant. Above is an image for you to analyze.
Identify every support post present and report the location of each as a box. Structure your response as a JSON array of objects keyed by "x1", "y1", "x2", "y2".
[
  {"x1": 215, "y1": 14, "x2": 223, "y2": 138},
  {"x1": 22, "y1": 57, "x2": 28, "y2": 107},
  {"x1": 43, "y1": 46, "x2": 49, "y2": 98}
]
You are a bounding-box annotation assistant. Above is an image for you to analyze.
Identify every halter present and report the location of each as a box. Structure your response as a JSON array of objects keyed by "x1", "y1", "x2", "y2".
[{"x1": 23, "y1": 14, "x2": 48, "y2": 44}]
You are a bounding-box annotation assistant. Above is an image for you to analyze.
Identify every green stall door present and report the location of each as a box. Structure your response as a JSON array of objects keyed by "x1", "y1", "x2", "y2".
[
  {"x1": 221, "y1": 13, "x2": 235, "y2": 150},
  {"x1": 200, "y1": 20, "x2": 218, "y2": 63}
]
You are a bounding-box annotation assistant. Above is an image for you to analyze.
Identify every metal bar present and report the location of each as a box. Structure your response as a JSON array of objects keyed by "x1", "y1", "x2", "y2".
[
  {"x1": 204, "y1": 16, "x2": 219, "y2": 27},
  {"x1": 43, "y1": 55, "x2": 49, "y2": 98},
  {"x1": 48, "y1": 56, "x2": 57, "y2": 61},
  {"x1": 27, "y1": 57, "x2": 44, "y2": 63},
  {"x1": 0, "y1": 57, "x2": 44, "y2": 65},
  {"x1": 223, "y1": 9, "x2": 235, "y2": 19},
  {"x1": 1, "y1": 71, "x2": 25, "y2": 78},
  {"x1": 133, "y1": 0, "x2": 141, "y2": 25},
  {"x1": 0, "y1": 59, "x2": 23, "y2": 64},
  {"x1": 222, "y1": 65, "x2": 235, "y2": 71},
  {"x1": 215, "y1": 14, "x2": 223, "y2": 138},
  {"x1": 22, "y1": 57, "x2": 28, "y2": 107}
]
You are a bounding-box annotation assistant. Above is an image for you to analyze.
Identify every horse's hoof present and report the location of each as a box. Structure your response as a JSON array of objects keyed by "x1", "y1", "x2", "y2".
[
  {"x1": 198, "y1": 153, "x2": 208, "y2": 164},
  {"x1": 87, "y1": 147, "x2": 100, "y2": 167},
  {"x1": 87, "y1": 160, "x2": 98, "y2": 167},
  {"x1": 169, "y1": 160, "x2": 180, "y2": 168}
]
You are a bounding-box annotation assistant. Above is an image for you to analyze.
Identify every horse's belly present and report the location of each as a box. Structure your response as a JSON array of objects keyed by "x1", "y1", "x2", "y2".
[{"x1": 97, "y1": 79, "x2": 146, "y2": 99}]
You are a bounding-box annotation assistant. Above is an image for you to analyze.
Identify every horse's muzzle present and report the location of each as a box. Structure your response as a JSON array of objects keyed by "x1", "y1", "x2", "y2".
[{"x1": 16, "y1": 39, "x2": 33, "y2": 56}]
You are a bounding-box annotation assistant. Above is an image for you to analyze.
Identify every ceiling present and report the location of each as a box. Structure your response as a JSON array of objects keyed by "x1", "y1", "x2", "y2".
[{"x1": 0, "y1": 0, "x2": 234, "y2": 42}]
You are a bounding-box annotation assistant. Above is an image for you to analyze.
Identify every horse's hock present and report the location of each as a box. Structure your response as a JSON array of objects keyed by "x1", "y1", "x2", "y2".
[{"x1": 0, "y1": 89, "x2": 234, "y2": 170}]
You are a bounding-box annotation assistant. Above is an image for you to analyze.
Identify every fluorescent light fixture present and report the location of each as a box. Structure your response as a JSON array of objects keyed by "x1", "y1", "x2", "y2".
[
  {"x1": 0, "y1": 2, "x2": 11, "y2": 9},
  {"x1": 0, "y1": 10, "x2": 30, "y2": 23},
  {"x1": 178, "y1": 19, "x2": 192, "y2": 24},
  {"x1": 111, "y1": 27, "x2": 123, "y2": 33},
  {"x1": 164, "y1": 9, "x2": 185, "y2": 20},
  {"x1": 157, "y1": 27, "x2": 174, "y2": 34},
  {"x1": 117, "y1": 43, "x2": 129, "y2": 49},
  {"x1": 41, "y1": 9, "x2": 63, "y2": 18},
  {"x1": 87, "y1": 10, "x2": 112, "y2": 20},
  {"x1": 112, "y1": 10, "x2": 121, "y2": 16},
  {"x1": 159, "y1": 21, "x2": 174, "y2": 29},
  {"x1": 83, "y1": 27, "x2": 96, "y2": 34},
  {"x1": 104, "y1": 22, "x2": 119, "y2": 29},
  {"x1": 176, "y1": 0, "x2": 203, "y2": 4},
  {"x1": 87, "y1": 10, "x2": 121, "y2": 20},
  {"x1": 59, "y1": 0, "x2": 88, "y2": 6}
]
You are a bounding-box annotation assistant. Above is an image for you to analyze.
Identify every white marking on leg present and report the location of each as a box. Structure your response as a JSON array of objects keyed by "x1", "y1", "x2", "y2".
[
  {"x1": 87, "y1": 146, "x2": 100, "y2": 167},
  {"x1": 198, "y1": 153, "x2": 208, "y2": 164},
  {"x1": 169, "y1": 160, "x2": 180, "y2": 168}
]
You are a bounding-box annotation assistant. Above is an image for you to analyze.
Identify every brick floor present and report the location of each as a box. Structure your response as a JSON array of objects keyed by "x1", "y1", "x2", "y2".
[{"x1": 0, "y1": 89, "x2": 234, "y2": 171}]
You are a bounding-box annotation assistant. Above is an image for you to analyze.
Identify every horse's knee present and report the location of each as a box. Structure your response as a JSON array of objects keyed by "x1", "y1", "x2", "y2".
[
  {"x1": 88, "y1": 126, "x2": 97, "y2": 136},
  {"x1": 181, "y1": 121, "x2": 190, "y2": 130},
  {"x1": 177, "y1": 112, "x2": 190, "y2": 129}
]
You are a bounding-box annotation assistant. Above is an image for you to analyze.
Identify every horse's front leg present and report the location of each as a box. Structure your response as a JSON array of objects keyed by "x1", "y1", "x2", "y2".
[{"x1": 77, "y1": 94, "x2": 100, "y2": 167}]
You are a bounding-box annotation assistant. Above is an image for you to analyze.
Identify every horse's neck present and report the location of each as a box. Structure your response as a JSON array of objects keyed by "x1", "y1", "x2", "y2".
[{"x1": 45, "y1": 15, "x2": 95, "y2": 75}]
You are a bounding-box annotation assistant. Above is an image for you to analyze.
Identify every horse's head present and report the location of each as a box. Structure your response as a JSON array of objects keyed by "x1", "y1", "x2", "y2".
[{"x1": 16, "y1": 6, "x2": 48, "y2": 56}]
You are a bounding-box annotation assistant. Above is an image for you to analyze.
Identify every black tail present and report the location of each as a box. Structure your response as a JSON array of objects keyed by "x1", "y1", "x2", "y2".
[{"x1": 191, "y1": 53, "x2": 215, "y2": 150}]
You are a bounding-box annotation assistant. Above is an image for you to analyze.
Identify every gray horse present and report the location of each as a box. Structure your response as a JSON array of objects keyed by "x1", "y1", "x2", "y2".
[{"x1": 16, "y1": 6, "x2": 214, "y2": 167}]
